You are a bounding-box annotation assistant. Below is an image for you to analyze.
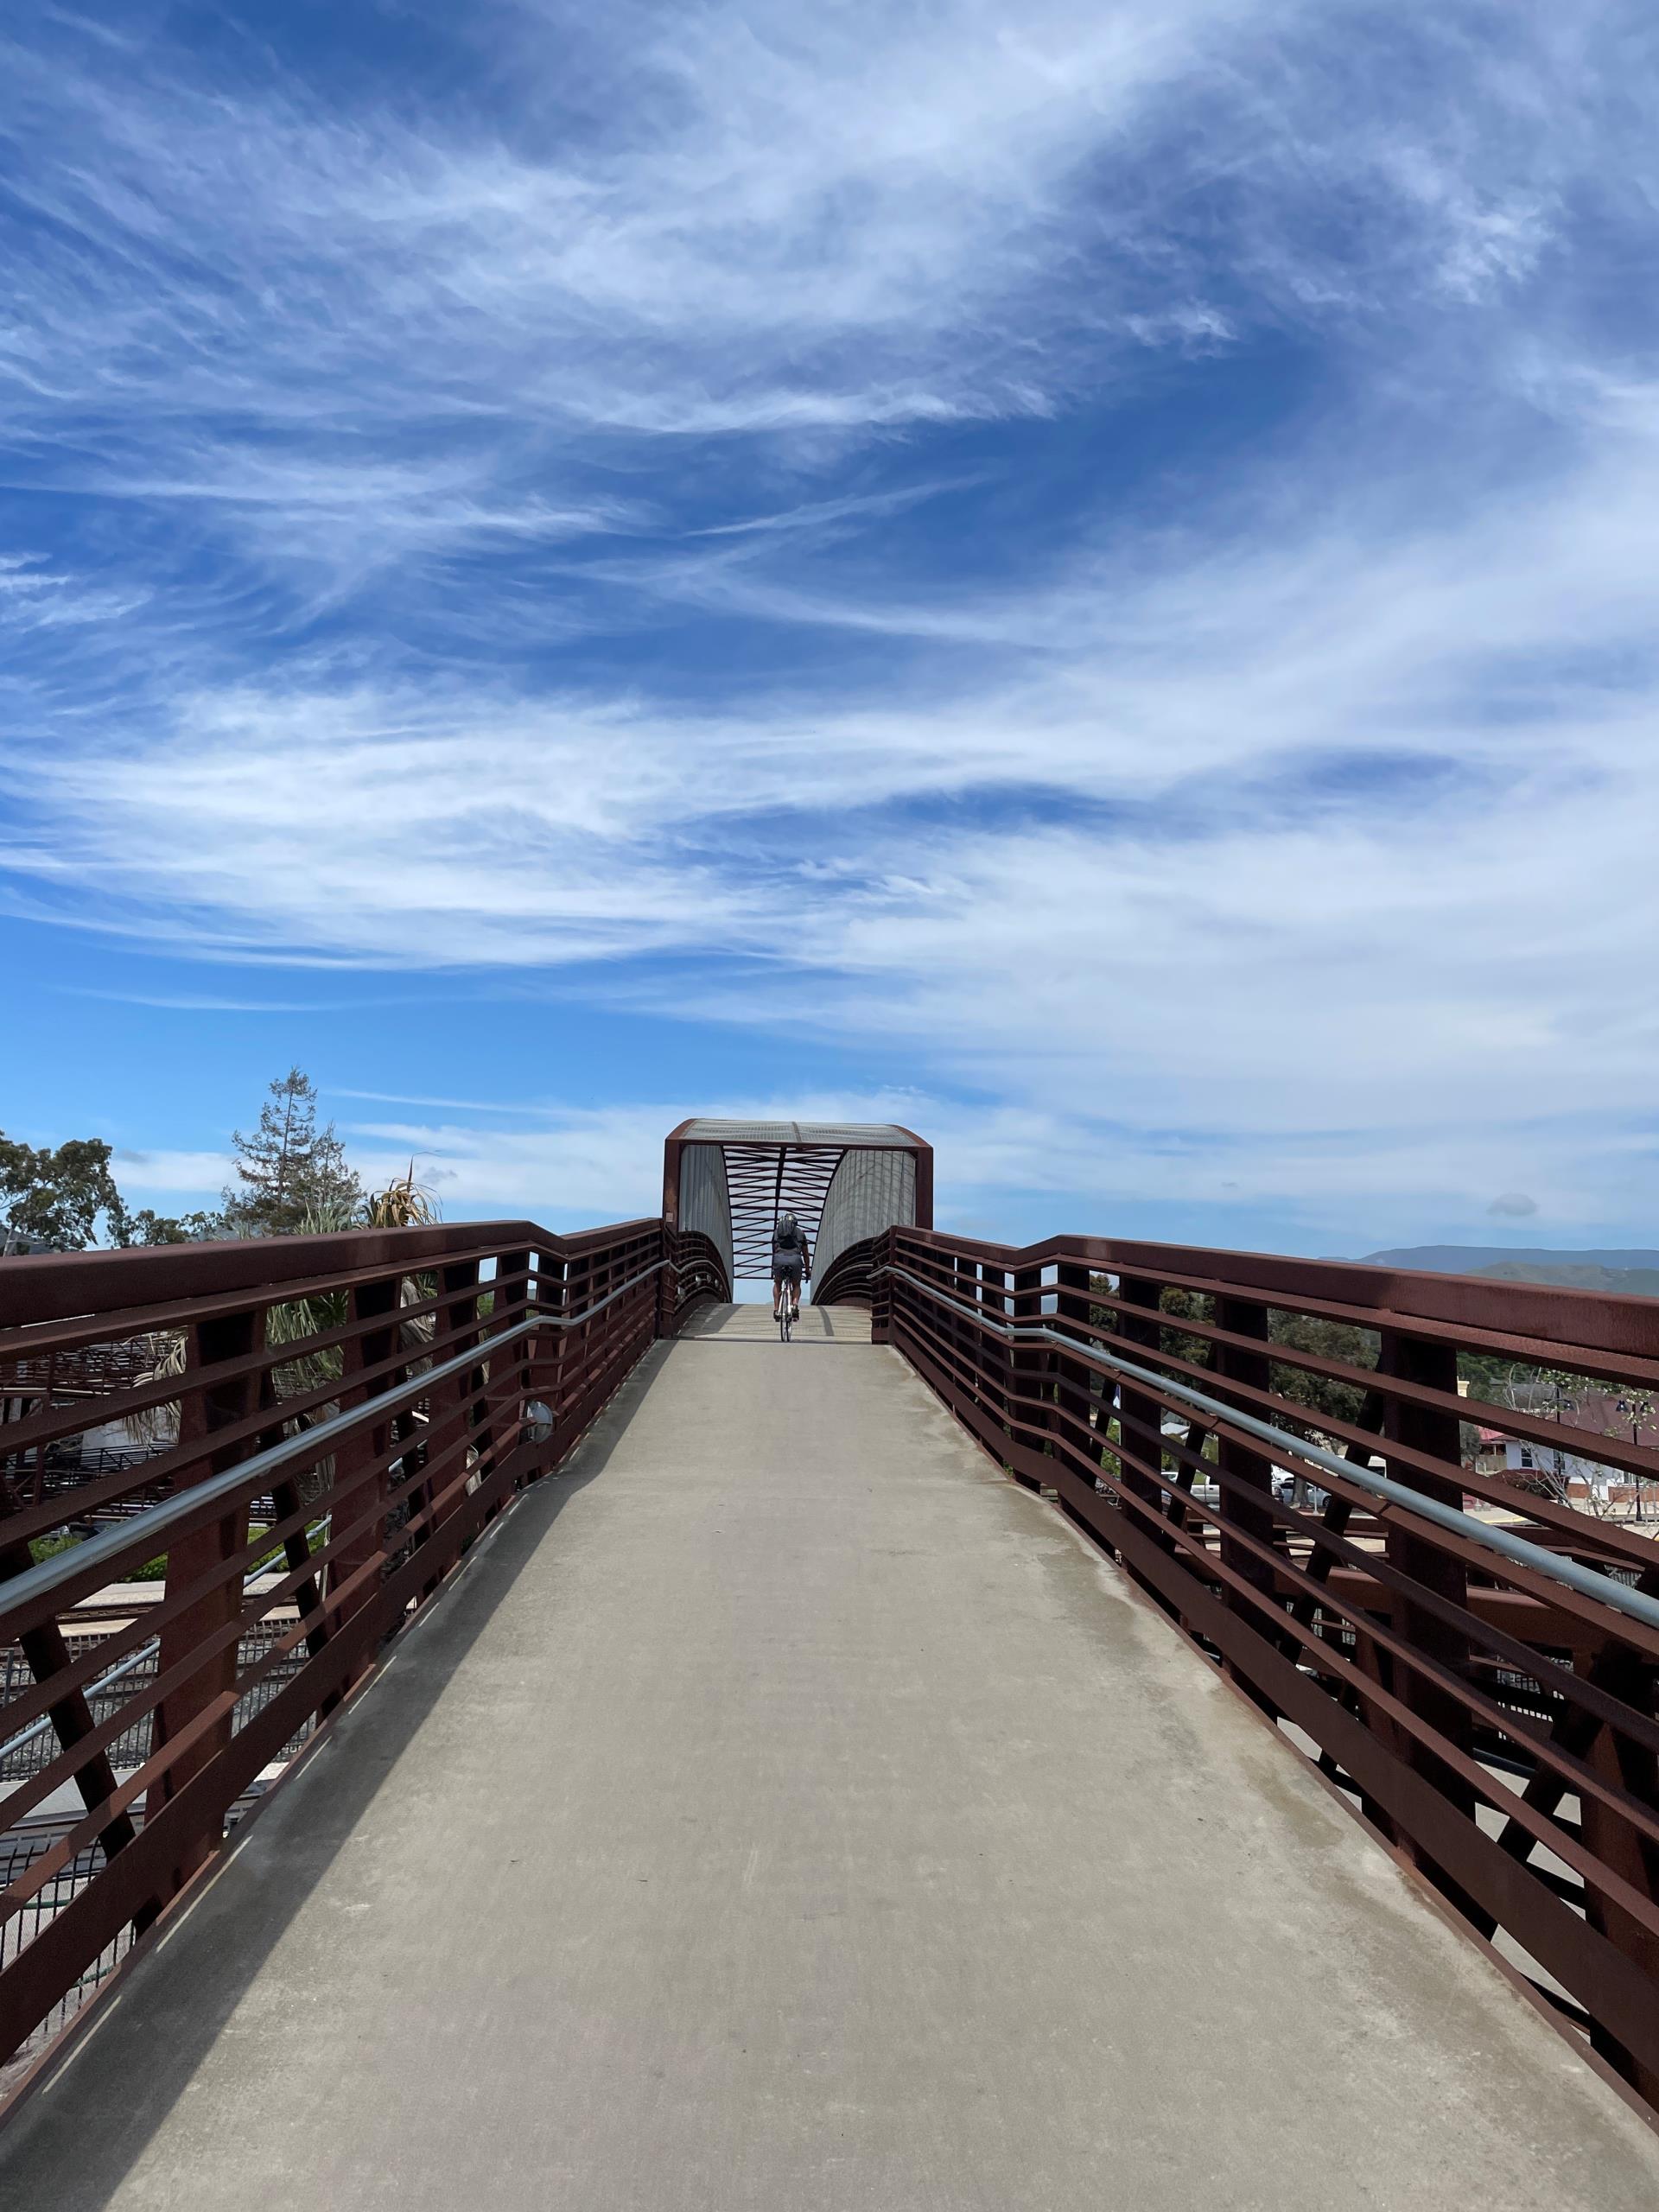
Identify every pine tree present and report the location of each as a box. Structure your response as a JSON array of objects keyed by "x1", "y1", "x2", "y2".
[{"x1": 221, "y1": 1070, "x2": 362, "y2": 1236}]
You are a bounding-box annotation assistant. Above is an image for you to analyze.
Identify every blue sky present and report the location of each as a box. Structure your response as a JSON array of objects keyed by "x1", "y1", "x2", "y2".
[{"x1": 3, "y1": 1, "x2": 1656, "y2": 1256}]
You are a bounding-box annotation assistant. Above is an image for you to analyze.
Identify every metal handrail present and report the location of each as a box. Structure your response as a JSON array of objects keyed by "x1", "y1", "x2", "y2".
[
  {"x1": 879, "y1": 1262, "x2": 1659, "y2": 1637},
  {"x1": 0, "y1": 1520, "x2": 333, "y2": 1767},
  {"x1": 2, "y1": 1257, "x2": 671, "y2": 1621}
]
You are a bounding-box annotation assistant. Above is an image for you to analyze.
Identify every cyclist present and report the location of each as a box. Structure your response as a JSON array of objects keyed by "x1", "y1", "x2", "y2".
[{"x1": 772, "y1": 1211, "x2": 810, "y2": 1324}]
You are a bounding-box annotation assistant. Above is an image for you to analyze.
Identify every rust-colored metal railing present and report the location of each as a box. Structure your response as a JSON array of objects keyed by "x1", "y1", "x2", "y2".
[
  {"x1": 9, "y1": 1196, "x2": 1659, "y2": 2115},
  {"x1": 870, "y1": 1225, "x2": 1659, "y2": 2109},
  {"x1": 0, "y1": 1217, "x2": 727, "y2": 2083},
  {"x1": 812, "y1": 1233, "x2": 882, "y2": 1309}
]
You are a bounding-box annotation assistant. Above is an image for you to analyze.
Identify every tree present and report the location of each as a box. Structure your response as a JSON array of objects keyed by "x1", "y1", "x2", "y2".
[
  {"x1": 3, "y1": 1074, "x2": 365, "y2": 1255},
  {"x1": 0, "y1": 1133, "x2": 125, "y2": 1250},
  {"x1": 221, "y1": 1070, "x2": 362, "y2": 1236},
  {"x1": 1156, "y1": 1287, "x2": 1378, "y2": 1430},
  {"x1": 1267, "y1": 1312, "x2": 1376, "y2": 1430},
  {"x1": 118, "y1": 1206, "x2": 226, "y2": 1246}
]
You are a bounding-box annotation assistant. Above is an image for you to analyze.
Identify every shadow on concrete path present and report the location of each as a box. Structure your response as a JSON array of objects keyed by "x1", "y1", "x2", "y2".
[{"x1": 0, "y1": 1347, "x2": 669, "y2": 2210}]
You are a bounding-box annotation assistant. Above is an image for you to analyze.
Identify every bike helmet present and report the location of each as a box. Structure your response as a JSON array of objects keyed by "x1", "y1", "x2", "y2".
[{"x1": 779, "y1": 1212, "x2": 798, "y2": 1236}]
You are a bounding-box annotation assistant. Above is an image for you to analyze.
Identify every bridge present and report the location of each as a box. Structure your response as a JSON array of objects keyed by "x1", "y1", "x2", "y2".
[{"x1": 2, "y1": 1121, "x2": 1659, "y2": 2204}]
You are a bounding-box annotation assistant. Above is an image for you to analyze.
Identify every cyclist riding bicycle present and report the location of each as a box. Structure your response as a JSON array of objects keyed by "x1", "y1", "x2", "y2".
[{"x1": 772, "y1": 1212, "x2": 810, "y2": 1323}]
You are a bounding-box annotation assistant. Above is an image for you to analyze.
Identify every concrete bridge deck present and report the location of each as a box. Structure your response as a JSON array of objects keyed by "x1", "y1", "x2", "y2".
[{"x1": 5, "y1": 1315, "x2": 1658, "y2": 2209}]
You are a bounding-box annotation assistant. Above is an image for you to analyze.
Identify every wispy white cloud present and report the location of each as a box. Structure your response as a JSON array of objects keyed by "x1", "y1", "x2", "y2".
[
  {"x1": 8, "y1": 366, "x2": 1659, "y2": 1213},
  {"x1": 4, "y1": 3, "x2": 1659, "y2": 1244},
  {"x1": 0, "y1": 1, "x2": 1628, "y2": 608},
  {"x1": 0, "y1": 552, "x2": 148, "y2": 632},
  {"x1": 687, "y1": 480, "x2": 976, "y2": 540},
  {"x1": 334, "y1": 1088, "x2": 566, "y2": 1116},
  {"x1": 64, "y1": 990, "x2": 340, "y2": 1013}
]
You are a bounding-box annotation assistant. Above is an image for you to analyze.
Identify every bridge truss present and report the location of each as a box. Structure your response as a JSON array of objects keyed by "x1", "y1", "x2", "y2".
[{"x1": 661, "y1": 1119, "x2": 932, "y2": 1291}]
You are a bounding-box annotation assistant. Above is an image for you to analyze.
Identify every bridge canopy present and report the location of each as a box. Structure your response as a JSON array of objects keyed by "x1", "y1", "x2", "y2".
[{"x1": 664, "y1": 1118, "x2": 932, "y2": 1293}]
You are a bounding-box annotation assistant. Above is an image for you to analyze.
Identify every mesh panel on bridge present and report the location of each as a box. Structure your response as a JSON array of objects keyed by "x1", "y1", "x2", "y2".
[{"x1": 664, "y1": 1120, "x2": 931, "y2": 1290}]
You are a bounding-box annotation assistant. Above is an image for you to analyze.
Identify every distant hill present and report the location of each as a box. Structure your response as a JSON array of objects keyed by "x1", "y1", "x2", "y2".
[{"x1": 1360, "y1": 1247, "x2": 1659, "y2": 1297}]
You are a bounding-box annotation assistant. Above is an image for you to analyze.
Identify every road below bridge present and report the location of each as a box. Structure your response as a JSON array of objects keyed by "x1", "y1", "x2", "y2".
[{"x1": 5, "y1": 1308, "x2": 1658, "y2": 2208}]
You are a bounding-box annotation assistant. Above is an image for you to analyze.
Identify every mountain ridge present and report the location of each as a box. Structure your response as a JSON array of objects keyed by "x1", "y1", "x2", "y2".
[{"x1": 1357, "y1": 1246, "x2": 1659, "y2": 1297}]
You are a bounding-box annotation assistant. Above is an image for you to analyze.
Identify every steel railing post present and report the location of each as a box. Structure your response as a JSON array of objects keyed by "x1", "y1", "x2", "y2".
[
  {"x1": 1012, "y1": 1263, "x2": 1048, "y2": 1461},
  {"x1": 1114, "y1": 1276, "x2": 1171, "y2": 1599},
  {"x1": 537, "y1": 1246, "x2": 570, "y2": 1447},
  {"x1": 656, "y1": 1225, "x2": 675, "y2": 1340},
  {"x1": 1376, "y1": 1327, "x2": 1478, "y2": 1908},
  {"x1": 1573, "y1": 1614, "x2": 1659, "y2": 2100},
  {"x1": 1052, "y1": 1261, "x2": 1094, "y2": 1470},
  {"x1": 418, "y1": 1256, "x2": 485, "y2": 1592},
  {"x1": 319, "y1": 1273, "x2": 402, "y2": 1707},
  {"x1": 149, "y1": 1304, "x2": 262, "y2": 1889},
  {"x1": 872, "y1": 1233, "x2": 895, "y2": 1343},
  {"x1": 1213, "y1": 1296, "x2": 1281, "y2": 1708},
  {"x1": 486, "y1": 1248, "x2": 532, "y2": 1502}
]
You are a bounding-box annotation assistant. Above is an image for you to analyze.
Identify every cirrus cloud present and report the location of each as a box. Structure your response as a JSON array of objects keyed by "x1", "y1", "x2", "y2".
[{"x1": 3, "y1": 1, "x2": 1658, "y2": 1248}]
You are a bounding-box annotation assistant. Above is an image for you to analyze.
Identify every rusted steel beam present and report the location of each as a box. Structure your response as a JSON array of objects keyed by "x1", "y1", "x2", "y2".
[
  {"x1": 896, "y1": 1226, "x2": 1659, "y2": 1364},
  {"x1": 1214, "y1": 1295, "x2": 1281, "y2": 1690},
  {"x1": 893, "y1": 1235, "x2": 1659, "y2": 1573},
  {"x1": 0, "y1": 1270, "x2": 537, "y2": 1538},
  {"x1": 143, "y1": 1306, "x2": 264, "y2": 1894},
  {"x1": 1376, "y1": 1329, "x2": 1478, "y2": 1911},
  {"x1": 0, "y1": 1234, "x2": 518, "y2": 1375},
  {"x1": 0, "y1": 1222, "x2": 559, "y2": 1332},
  {"x1": 0, "y1": 1525, "x2": 137, "y2": 1872}
]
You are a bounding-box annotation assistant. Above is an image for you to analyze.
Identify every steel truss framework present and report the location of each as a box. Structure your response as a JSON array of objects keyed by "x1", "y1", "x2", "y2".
[{"x1": 662, "y1": 1120, "x2": 933, "y2": 1288}]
